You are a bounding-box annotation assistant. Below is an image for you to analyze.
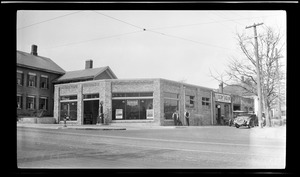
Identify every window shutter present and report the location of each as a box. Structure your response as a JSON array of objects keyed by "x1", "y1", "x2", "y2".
[
  {"x1": 20, "y1": 96, "x2": 23, "y2": 109},
  {"x1": 35, "y1": 76, "x2": 37, "y2": 87},
  {"x1": 40, "y1": 77, "x2": 42, "y2": 88},
  {"x1": 21, "y1": 73, "x2": 24, "y2": 86},
  {"x1": 27, "y1": 74, "x2": 29, "y2": 87},
  {"x1": 46, "y1": 98, "x2": 48, "y2": 110},
  {"x1": 25, "y1": 97, "x2": 28, "y2": 109},
  {"x1": 34, "y1": 97, "x2": 37, "y2": 109}
]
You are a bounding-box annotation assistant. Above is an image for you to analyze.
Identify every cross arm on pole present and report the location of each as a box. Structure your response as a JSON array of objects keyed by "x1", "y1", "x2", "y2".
[{"x1": 245, "y1": 23, "x2": 264, "y2": 29}]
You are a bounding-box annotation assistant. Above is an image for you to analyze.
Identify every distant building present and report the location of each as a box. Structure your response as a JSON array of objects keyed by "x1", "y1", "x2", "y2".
[
  {"x1": 222, "y1": 84, "x2": 258, "y2": 114},
  {"x1": 54, "y1": 60, "x2": 117, "y2": 84},
  {"x1": 17, "y1": 45, "x2": 65, "y2": 117}
]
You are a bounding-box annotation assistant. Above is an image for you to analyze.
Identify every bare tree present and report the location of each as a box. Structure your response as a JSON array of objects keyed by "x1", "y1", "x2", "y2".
[{"x1": 210, "y1": 25, "x2": 286, "y2": 127}]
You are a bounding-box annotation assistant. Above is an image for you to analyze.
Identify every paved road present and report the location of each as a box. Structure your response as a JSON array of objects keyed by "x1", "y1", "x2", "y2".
[{"x1": 17, "y1": 126, "x2": 286, "y2": 169}]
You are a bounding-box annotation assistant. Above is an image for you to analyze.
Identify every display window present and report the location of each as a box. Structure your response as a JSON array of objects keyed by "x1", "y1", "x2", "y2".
[
  {"x1": 60, "y1": 102, "x2": 77, "y2": 121},
  {"x1": 112, "y1": 99, "x2": 153, "y2": 120},
  {"x1": 164, "y1": 99, "x2": 179, "y2": 120}
]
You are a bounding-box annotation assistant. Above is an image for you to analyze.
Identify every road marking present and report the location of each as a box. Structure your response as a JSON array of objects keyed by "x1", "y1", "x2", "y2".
[{"x1": 18, "y1": 127, "x2": 285, "y2": 149}]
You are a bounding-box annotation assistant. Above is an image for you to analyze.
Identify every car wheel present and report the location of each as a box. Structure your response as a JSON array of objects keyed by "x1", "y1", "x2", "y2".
[{"x1": 235, "y1": 124, "x2": 239, "y2": 128}]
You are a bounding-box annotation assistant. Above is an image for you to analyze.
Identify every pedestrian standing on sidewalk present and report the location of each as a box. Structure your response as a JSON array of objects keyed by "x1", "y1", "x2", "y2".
[
  {"x1": 184, "y1": 110, "x2": 190, "y2": 126},
  {"x1": 172, "y1": 110, "x2": 179, "y2": 126}
]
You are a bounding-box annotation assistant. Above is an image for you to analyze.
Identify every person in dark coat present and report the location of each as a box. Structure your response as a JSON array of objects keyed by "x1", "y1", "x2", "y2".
[{"x1": 184, "y1": 110, "x2": 190, "y2": 126}]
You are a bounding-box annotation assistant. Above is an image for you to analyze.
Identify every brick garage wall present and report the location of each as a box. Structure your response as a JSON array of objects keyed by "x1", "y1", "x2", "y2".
[
  {"x1": 54, "y1": 78, "x2": 215, "y2": 126},
  {"x1": 160, "y1": 79, "x2": 181, "y2": 126},
  {"x1": 160, "y1": 79, "x2": 213, "y2": 126}
]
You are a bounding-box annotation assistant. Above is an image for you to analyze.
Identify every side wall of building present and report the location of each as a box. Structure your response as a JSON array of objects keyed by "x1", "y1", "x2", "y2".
[
  {"x1": 160, "y1": 79, "x2": 213, "y2": 126},
  {"x1": 17, "y1": 66, "x2": 62, "y2": 118}
]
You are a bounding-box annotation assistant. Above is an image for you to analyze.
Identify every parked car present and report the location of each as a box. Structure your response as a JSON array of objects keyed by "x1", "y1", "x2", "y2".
[{"x1": 233, "y1": 111, "x2": 257, "y2": 128}]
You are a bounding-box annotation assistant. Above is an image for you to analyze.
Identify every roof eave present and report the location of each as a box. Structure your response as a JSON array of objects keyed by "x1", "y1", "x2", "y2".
[{"x1": 17, "y1": 63, "x2": 65, "y2": 75}]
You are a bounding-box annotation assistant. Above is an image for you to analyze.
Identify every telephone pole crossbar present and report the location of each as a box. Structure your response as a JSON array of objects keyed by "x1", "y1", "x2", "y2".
[{"x1": 245, "y1": 22, "x2": 264, "y2": 128}]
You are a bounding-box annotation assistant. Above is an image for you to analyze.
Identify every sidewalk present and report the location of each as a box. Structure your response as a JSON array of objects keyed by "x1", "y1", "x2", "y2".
[
  {"x1": 16, "y1": 122, "x2": 176, "y2": 131},
  {"x1": 17, "y1": 122, "x2": 126, "y2": 130},
  {"x1": 249, "y1": 125, "x2": 286, "y2": 139}
]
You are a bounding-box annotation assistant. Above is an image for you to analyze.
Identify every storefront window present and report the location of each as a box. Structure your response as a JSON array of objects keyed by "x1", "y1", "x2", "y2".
[
  {"x1": 60, "y1": 95, "x2": 77, "y2": 101},
  {"x1": 112, "y1": 100, "x2": 126, "y2": 120},
  {"x1": 60, "y1": 102, "x2": 77, "y2": 121},
  {"x1": 112, "y1": 99, "x2": 153, "y2": 120},
  {"x1": 83, "y1": 93, "x2": 99, "y2": 99},
  {"x1": 112, "y1": 92, "x2": 153, "y2": 98},
  {"x1": 126, "y1": 100, "x2": 139, "y2": 119},
  {"x1": 164, "y1": 99, "x2": 179, "y2": 120}
]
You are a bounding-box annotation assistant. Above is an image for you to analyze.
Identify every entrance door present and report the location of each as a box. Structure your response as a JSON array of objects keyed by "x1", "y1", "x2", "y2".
[
  {"x1": 216, "y1": 104, "x2": 221, "y2": 125},
  {"x1": 83, "y1": 100, "x2": 99, "y2": 124}
]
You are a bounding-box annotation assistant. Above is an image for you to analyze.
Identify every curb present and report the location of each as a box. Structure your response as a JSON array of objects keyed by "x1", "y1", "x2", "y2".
[
  {"x1": 17, "y1": 123, "x2": 127, "y2": 131},
  {"x1": 57, "y1": 127, "x2": 126, "y2": 130}
]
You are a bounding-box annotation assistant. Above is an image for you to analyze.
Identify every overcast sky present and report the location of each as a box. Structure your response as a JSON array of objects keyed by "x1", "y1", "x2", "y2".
[{"x1": 17, "y1": 10, "x2": 286, "y2": 89}]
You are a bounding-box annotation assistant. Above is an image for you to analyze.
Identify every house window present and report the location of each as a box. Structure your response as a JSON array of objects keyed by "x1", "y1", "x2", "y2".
[
  {"x1": 202, "y1": 97, "x2": 210, "y2": 108},
  {"x1": 17, "y1": 71, "x2": 24, "y2": 86},
  {"x1": 28, "y1": 73, "x2": 37, "y2": 87},
  {"x1": 17, "y1": 94, "x2": 22, "y2": 109},
  {"x1": 185, "y1": 95, "x2": 195, "y2": 108},
  {"x1": 40, "y1": 75, "x2": 49, "y2": 89},
  {"x1": 39, "y1": 97, "x2": 48, "y2": 110},
  {"x1": 27, "y1": 96, "x2": 36, "y2": 109}
]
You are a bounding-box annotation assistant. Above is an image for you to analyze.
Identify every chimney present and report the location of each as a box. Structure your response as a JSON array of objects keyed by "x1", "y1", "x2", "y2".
[
  {"x1": 219, "y1": 82, "x2": 223, "y2": 93},
  {"x1": 85, "y1": 60, "x2": 93, "y2": 69},
  {"x1": 241, "y1": 76, "x2": 244, "y2": 82},
  {"x1": 31, "y1": 45, "x2": 38, "y2": 56}
]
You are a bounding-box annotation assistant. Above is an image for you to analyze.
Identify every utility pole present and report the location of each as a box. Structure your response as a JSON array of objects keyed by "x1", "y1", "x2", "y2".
[{"x1": 246, "y1": 22, "x2": 264, "y2": 128}]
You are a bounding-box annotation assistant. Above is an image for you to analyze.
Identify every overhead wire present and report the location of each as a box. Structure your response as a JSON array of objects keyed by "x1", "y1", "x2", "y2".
[
  {"x1": 41, "y1": 30, "x2": 144, "y2": 51},
  {"x1": 21, "y1": 11, "x2": 278, "y2": 52},
  {"x1": 87, "y1": 11, "x2": 236, "y2": 51},
  {"x1": 17, "y1": 11, "x2": 83, "y2": 30},
  {"x1": 91, "y1": 10, "x2": 145, "y2": 30},
  {"x1": 146, "y1": 14, "x2": 280, "y2": 31},
  {"x1": 146, "y1": 29, "x2": 233, "y2": 51}
]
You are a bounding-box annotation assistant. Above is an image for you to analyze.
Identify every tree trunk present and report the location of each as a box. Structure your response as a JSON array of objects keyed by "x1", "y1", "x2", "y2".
[{"x1": 262, "y1": 96, "x2": 272, "y2": 127}]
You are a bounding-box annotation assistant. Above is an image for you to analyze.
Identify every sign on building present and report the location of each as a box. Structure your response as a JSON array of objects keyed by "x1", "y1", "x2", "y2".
[
  {"x1": 116, "y1": 109, "x2": 123, "y2": 119},
  {"x1": 146, "y1": 109, "x2": 154, "y2": 119},
  {"x1": 215, "y1": 93, "x2": 231, "y2": 103}
]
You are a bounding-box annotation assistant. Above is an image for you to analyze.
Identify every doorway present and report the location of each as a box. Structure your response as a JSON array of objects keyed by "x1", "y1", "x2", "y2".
[{"x1": 83, "y1": 100, "x2": 99, "y2": 124}]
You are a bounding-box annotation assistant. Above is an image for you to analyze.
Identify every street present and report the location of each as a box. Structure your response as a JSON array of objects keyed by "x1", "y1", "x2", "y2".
[{"x1": 17, "y1": 125, "x2": 286, "y2": 169}]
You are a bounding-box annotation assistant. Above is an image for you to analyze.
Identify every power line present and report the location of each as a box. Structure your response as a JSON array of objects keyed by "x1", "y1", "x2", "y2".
[
  {"x1": 91, "y1": 10, "x2": 145, "y2": 30},
  {"x1": 146, "y1": 29, "x2": 233, "y2": 51},
  {"x1": 17, "y1": 11, "x2": 82, "y2": 30},
  {"x1": 41, "y1": 30, "x2": 144, "y2": 51},
  {"x1": 211, "y1": 11, "x2": 244, "y2": 26},
  {"x1": 147, "y1": 14, "x2": 280, "y2": 31}
]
